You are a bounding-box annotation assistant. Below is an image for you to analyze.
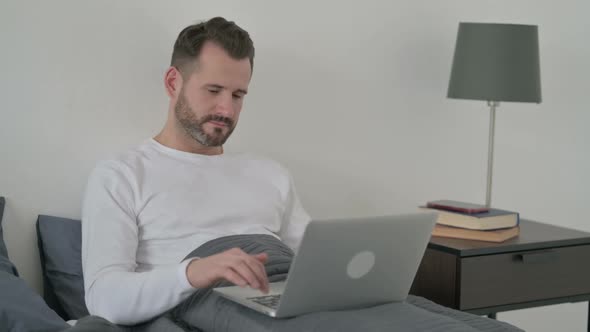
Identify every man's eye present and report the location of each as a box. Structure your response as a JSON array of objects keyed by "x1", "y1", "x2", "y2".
[
  {"x1": 232, "y1": 94, "x2": 243, "y2": 100},
  {"x1": 208, "y1": 89, "x2": 220, "y2": 94}
]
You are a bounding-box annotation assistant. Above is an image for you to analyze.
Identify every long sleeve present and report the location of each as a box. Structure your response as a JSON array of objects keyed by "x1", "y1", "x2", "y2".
[
  {"x1": 278, "y1": 173, "x2": 311, "y2": 253},
  {"x1": 81, "y1": 162, "x2": 195, "y2": 325}
]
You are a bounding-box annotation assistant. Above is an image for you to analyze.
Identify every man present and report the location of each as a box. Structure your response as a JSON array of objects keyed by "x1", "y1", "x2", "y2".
[{"x1": 82, "y1": 17, "x2": 310, "y2": 326}]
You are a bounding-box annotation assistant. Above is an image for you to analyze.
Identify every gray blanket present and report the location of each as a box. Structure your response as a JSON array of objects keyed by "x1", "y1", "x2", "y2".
[{"x1": 166, "y1": 234, "x2": 523, "y2": 332}]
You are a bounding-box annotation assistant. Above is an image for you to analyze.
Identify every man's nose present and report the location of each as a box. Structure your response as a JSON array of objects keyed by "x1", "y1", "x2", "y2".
[{"x1": 215, "y1": 93, "x2": 235, "y2": 117}]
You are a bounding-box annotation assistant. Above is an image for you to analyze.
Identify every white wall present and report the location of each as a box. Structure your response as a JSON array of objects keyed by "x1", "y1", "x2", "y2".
[{"x1": 1, "y1": 1, "x2": 588, "y2": 330}]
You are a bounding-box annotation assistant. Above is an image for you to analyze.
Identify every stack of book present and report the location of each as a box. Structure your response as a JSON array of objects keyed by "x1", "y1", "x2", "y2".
[{"x1": 421, "y1": 200, "x2": 520, "y2": 243}]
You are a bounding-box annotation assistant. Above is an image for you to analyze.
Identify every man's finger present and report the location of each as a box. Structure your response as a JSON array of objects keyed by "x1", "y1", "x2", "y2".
[
  {"x1": 249, "y1": 254, "x2": 268, "y2": 293},
  {"x1": 221, "y1": 250, "x2": 269, "y2": 293},
  {"x1": 223, "y1": 269, "x2": 248, "y2": 287},
  {"x1": 254, "y1": 252, "x2": 268, "y2": 264},
  {"x1": 250, "y1": 260, "x2": 269, "y2": 293},
  {"x1": 233, "y1": 261, "x2": 261, "y2": 289},
  {"x1": 235, "y1": 251, "x2": 268, "y2": 290},
  {"x1": 247, "y1": 256, "x2": 269, "y2": 293},
  {"x1": 239, "y1": 256, "x2": 269, "y2": 293}
]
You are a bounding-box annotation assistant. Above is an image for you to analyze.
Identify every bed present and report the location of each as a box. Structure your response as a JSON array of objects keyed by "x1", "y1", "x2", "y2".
[{"x1": 0, "y1": 203, "x2": 523, "y2": 331}]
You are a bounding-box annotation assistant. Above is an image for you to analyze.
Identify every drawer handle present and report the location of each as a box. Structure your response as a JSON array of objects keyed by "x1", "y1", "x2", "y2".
[{"x1": 516, "y1": 250, "x2": 558, "y2": 264}]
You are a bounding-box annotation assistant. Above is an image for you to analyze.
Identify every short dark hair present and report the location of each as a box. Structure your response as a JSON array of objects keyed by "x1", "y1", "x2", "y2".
[{"x1": 171, "y1": 17, "x2": 255, "y2": 78}]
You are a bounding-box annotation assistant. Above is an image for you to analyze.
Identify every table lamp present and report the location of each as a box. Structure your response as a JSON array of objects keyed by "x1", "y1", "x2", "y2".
[{"x1": 447, "y1": 22, "x2": 542, "y2": 208}]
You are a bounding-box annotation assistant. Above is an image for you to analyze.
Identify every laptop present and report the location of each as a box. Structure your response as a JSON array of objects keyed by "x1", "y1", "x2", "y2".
[{"x1": 213, "y1": 212, "x2": 437, "y2": 318}]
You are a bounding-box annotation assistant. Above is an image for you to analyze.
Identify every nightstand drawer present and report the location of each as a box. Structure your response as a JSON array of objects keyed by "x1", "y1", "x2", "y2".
[{"x1": 459, "y1": 244, "x2": 590, "y2": 310}]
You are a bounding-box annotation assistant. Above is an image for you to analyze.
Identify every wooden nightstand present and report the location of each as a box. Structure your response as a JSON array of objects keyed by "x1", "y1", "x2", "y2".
[{"x1": 410, "y1": 219, "x2": 590, "y2": 331}]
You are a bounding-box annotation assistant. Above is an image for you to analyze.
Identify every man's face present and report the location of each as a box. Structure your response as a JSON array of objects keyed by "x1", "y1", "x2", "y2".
[{"x1": 174, "y1": 42, "x2": 252, "y2": 147}]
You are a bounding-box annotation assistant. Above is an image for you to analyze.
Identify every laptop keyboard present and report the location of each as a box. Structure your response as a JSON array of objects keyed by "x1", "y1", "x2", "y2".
[{"x1": 247, "y1": 294, "x2": 281, "y2": 309}]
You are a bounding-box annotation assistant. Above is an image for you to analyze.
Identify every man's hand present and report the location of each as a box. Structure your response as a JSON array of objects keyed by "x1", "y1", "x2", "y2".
[{"x1": 186, "y1": 248, "x2": 269, "y2": 293}]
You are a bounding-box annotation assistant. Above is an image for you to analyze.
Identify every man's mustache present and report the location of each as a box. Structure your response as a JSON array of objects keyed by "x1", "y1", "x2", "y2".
[{"x1": 202, "y1": 115, "x2": 234, "y2": 127}]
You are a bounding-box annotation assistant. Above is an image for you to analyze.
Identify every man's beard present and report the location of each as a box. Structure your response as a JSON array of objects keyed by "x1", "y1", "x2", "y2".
[{"x1": 174, "y1": 92, "x2": 235, "y2": 147}]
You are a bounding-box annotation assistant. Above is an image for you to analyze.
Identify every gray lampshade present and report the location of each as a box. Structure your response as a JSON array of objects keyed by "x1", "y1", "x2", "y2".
[{"x1": 447, "y1": 22, "x2": 542, "y2": 103}]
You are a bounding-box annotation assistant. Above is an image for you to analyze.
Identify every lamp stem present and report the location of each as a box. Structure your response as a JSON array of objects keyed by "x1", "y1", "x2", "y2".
[{"x1": 485, "y1": 101, "x2": 499, "y2": 208}]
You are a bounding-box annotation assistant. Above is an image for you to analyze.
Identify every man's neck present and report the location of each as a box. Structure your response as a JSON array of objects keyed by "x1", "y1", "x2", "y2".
[{"x1": 154, "y1": 129, "x2": 223, "y2": 156}]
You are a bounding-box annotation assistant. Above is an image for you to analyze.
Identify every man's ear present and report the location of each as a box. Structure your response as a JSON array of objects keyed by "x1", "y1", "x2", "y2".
[{"x1": 164, "y1": 66, "x2": 183, "y2": 98}]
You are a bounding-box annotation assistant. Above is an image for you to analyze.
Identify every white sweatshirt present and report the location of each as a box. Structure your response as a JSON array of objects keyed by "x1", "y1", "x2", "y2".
[{"x1": 81, "y1": 139, "x2": 310, "y2": 325}]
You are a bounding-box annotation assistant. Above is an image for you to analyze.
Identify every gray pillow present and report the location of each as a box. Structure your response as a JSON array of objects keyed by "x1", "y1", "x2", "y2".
[
  {"x1": 0, "y1": 271, "x2": 70, "y2": 332},
  {"x1": 37, "y1": 215, "x2": 89, "y2": 320},
  {"x1": 0, "y1": 199, "x2": 69, "y2": 332},
  {"x1": 0, "y1": 197, "x2": 18, "y2": 276},
  {"x1": 0, "y1": 197, "x2": 7, "y2": 261}
]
